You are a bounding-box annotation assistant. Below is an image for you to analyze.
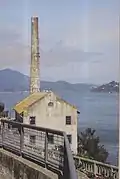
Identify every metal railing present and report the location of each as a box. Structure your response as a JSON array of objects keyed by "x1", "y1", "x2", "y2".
[
  {"x1": 74, "y1": 155, "x2": 118, "y2": 179},
  {"x1": 0, "y1": 119, "x2": 78, "y2": 179}
]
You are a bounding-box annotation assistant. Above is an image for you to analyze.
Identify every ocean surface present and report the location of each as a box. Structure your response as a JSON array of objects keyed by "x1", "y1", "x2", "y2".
[{"x1": 0, "y1": 89, "x2": 118, "y2": 166}]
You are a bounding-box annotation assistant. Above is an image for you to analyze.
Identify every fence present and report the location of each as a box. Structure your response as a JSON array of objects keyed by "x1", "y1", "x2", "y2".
[
  {"x1": 74, "y1": 155, "x2": 118, "y2": 179},
  {"x1": 0, "y1": 119, "x2": 78, "y2": 179}
]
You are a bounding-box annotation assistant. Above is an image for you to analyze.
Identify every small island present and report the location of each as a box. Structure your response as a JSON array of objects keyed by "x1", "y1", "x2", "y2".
[{"x1": 91, "y1": 81, "x2": 119, "y2": 93}]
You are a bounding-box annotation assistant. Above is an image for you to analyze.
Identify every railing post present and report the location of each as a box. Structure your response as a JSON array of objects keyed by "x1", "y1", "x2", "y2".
[
  {"x1": 20, "y1": 125, "x2": 24, "y2": 156},
  {"x1": 45, "y1": 131, "x2": 48, "y2": 168},
  {"x1": 1, "y1": 121, "x2": 4, "y2": 148},
  {"x1": 63, "y1": 140, "x2": 69, "y2": 179},
  {"x1": 94, "y1": 162, "x2": 97, "y2": 176}
]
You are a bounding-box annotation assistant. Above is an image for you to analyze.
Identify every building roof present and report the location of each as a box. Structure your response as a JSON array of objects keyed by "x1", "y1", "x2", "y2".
[
  {"x1": 13, "y1": 91, "x2": 80, "y2": 114},
  {"x1": 55, "y1": 95, "x2": 78, "y2": 111},
  {"x1": 13, "y1": 92, "x2": 47, "y2": 114}
]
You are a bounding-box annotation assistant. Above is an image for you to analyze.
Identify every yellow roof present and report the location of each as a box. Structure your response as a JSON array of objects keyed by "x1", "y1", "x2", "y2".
[
  {"x1": 13, "y1": 91, "x2": 80, "y2": 114},
  {"x1": 13, "y1": 92, "x2": 47, "y2": 114}
]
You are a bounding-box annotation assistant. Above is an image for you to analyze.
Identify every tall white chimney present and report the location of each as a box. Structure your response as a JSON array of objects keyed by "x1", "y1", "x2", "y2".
[{"x1": 30, "y1": 16, "x2": 40, "y2": 94}]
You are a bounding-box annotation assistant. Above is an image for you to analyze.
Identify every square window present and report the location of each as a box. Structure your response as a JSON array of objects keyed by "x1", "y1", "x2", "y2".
[
  {"x1": 30, "y1": 135, "x2": 36, "y2": 145},
  {"x1": 66, "y1": 116, "x2": 71, "y2": 125},
  {"x1": 30, "y1": 116, "x2": 36, "y2": 125},
  {"x1": 67, "y1": 134, "x2": 72, "y2": 144},
  {"x1": 48, "y1": 134, "x2": 54, "y2": 144}
]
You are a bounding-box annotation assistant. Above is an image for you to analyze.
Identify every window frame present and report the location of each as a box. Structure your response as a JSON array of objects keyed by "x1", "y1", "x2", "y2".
[
  {"x1": 66, "y1": 116, "x2": 71, "y2": 125},
  {"x1": 48, "y1": 134, "x2": 54, "y2": 144},
  {"x1": 30, "y1": 135, "x2": 36, "y2": 145},
  {"x1": 48, "y1": 101, "x2": 54, "y2": 107},
  {"x1": 67, "y1": 134, "x2": 72, "y2": 144},
  {"x1": 29, "y1": 116, "x2": 36, "y2": 125}
]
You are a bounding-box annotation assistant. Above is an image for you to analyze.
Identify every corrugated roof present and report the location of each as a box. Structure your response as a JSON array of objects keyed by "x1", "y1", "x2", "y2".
[{"x1": 13, "y1": 92, "x2": 47, "y2": 114}]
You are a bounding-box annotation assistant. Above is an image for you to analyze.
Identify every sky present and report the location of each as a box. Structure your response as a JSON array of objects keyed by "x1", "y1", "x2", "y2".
[{"x1": 0, "y1": 0, "x2": 119, "y2": 84}]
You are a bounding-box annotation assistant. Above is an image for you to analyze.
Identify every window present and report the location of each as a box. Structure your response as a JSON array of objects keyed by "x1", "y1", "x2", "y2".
[
  {"x1": 30, "y1": 135, "x2": 36, "y2": 145},
  {"x1": 29, "y1": 116, "x2": 36, "y2": 125},
  {"x1": 48, "y1": 134, "x2": 54, "y2": 144},
  {"x1": 66, "y1": 116, "x2": 71, "y2": 125},
  {"x1": 67, "y1": 134, "x2": 72, "y2": 144},
  {"x1": 48, "y1": 102, "x2": 54, "y2": 107}
]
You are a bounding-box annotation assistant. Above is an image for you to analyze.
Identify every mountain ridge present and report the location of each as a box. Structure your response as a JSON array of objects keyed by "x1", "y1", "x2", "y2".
[
  {"x1": 0, "y1": 69, "x2": 118, "y2": 92},
  {"x1": 0, "y1": 68, "x2": 92, "y2": 92}
]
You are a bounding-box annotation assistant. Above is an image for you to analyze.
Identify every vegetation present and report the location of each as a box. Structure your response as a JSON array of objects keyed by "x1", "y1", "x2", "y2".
[
  {"x1": 91, "y1": 81, "x2": 119, "y2": 93},
  {"x1": 77, "y1": 128, "x2": 109, "y2": 163}
]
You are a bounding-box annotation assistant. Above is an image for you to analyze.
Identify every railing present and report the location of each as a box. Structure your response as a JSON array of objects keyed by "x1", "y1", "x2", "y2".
[
  {"x1": 74, "y1": 155, "x2": 118, "y2": 179},
  {"x1": 0, "y1": 119, "x2": 78, "y2": 179}
]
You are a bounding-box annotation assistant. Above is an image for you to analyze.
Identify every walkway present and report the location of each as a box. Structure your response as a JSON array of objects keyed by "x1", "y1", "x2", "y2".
[
  {"x1": 0, "y1": 119, "x2": 77, "y2": 179},
  {"x1": 0, "y1": 119, "x2": 118, "y2": 179},
  {"x1": 0, "y1": 148, "x2": 58, "y2": 179}
]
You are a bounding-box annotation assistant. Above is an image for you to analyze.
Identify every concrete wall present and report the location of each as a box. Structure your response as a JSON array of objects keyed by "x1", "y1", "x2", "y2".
[
  {"x1": 0, "y1": 148, "x2": 58, "y2": 179},
  {"x1": 23, "y1": 92, "x2": 78, "y2": 154}
]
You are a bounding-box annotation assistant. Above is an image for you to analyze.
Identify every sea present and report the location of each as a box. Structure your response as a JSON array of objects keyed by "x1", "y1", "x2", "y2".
[{"x1": 0, "y1": 88, "x2": 118, "y2": 166}]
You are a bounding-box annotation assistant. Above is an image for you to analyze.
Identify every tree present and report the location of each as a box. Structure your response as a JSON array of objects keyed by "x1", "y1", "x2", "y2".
[{"x1": 77, "y1": 128, "x2": 108, "y2": 163}]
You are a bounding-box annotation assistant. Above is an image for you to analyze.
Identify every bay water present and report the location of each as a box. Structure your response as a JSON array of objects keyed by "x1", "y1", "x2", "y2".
[{"x1": 0, "y1": 89, "x2": 118, "y2": 165}]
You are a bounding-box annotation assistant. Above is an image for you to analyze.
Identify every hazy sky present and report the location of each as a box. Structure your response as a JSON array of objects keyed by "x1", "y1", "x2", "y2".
[{"x1": 0, "y1": 0, "x2": 119, "y2": 84}]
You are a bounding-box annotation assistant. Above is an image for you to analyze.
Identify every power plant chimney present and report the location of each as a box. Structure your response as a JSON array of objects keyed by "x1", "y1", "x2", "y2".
[{"x1": 30, "y1": 16, "x2": 40, "y2": 94}]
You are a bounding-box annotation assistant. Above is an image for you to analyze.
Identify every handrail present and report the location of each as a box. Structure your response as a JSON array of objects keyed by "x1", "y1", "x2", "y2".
[
  {"x1": 63, "y1": 132, "x2": 78, "y2": 179},
  {"x1": 75, "y1": 156, "x2": 118, "y2": 169},
  {"x1": 74, "y1": 155, "x2": 118, "y2": 179},
  {"x1": 0, "y1": 119, "x2": 78, "y2": 179},
  {"x1": 1, "y1": 119, "x2": 64, "y2": 135}
]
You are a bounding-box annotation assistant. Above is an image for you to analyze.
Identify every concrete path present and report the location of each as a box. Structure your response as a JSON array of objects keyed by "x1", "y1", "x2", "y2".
[{"x1": 77, "y1": 170, "x2": 89, "y2": 179}]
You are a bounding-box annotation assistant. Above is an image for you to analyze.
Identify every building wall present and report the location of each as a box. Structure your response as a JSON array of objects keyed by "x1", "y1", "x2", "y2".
[{"x1": 23, "y1": 92, "x2": 78, "y2": 154}]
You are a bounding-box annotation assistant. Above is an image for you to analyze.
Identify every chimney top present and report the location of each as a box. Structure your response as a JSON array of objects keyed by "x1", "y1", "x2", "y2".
[
  {"x1": 32, "y1": 16, "x2": 38, "y2": 19},
  {"x1": 31, "y1": 16, "x2": 38, "y2": 23}
]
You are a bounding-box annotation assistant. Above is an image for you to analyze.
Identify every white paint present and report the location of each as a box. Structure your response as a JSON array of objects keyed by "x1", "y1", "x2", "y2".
[{"x1": 23, "y1": 91, "x2": 78, "y2": 154}]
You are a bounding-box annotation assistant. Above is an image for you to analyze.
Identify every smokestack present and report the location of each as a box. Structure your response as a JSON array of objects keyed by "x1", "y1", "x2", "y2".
[{"x1": 30, "y1": 16, "x2": 40, "y2": 94}]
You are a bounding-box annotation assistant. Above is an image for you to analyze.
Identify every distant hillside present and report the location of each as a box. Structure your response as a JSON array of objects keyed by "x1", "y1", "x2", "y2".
[
  {"x1": 91, "y1": 81, "x2": 119, "y2": 93},
  {"x1": 0, "y1": 69, "x2": 92, "y2": 92},
  {"x1": 0, "y1": 69, "x2": 29, "y2": 91}
]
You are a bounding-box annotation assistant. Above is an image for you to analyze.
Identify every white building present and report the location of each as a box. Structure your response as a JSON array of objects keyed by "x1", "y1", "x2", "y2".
[{"x1": 13, "y1": 91, "x2": 80, "y2": 154}]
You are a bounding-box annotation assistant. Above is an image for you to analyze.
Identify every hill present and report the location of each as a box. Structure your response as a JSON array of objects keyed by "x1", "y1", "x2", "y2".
[
  {"x1": 0, "y1": 69, "x2": 29, "y2": 91},
  {"x1": 0, "y1": 69, "x2": 92, "y2": 92},
  {"x1": 91, "y1": 81, "x2": 119, "y2": 93}
]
